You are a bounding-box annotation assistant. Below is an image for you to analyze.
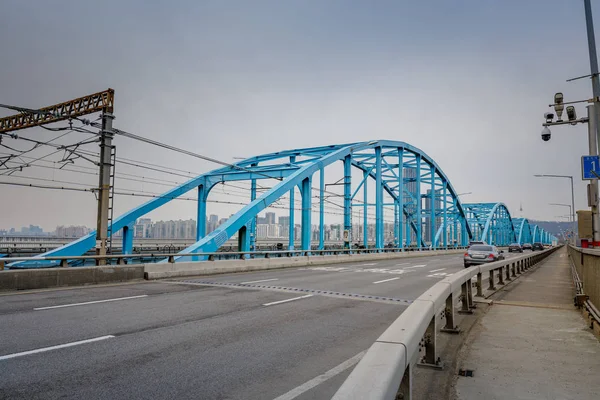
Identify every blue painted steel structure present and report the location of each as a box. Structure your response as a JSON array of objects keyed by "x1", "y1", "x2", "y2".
[{"x1": 10, "y1": 140, "x2": 556, "y2": 267}]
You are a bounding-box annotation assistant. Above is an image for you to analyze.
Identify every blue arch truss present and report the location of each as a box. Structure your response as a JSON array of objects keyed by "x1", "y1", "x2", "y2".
[{"x1": 10, "y1": 140, "x2": 556, "y2": 267}]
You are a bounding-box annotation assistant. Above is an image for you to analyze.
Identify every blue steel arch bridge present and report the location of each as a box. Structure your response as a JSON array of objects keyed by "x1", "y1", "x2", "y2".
[{"x1": 12, "y1": 140, "x2": 555, "y2": 267}]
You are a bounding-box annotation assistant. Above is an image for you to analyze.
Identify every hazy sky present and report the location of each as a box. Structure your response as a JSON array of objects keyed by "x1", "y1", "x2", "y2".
[{"x1": 1, "y1": 0, "x2": 598, "y2": 231}]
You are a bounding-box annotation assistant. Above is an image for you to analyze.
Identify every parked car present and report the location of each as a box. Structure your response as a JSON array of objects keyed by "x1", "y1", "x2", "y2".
[
  {"x1": 464, "y1": 244, "x2": 505, "y2": 268},
  {"x1": 522, "y1": 243, "x2": 533, "y2": 250},
  {"x1": 508, "y1": 243, "x2": 523, "y2": 253},
  {"x1": 532, "y1": 242, "x2": 544, "y2": 251}
]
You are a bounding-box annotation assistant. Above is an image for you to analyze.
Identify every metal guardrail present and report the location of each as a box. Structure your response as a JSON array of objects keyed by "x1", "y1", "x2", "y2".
[
  {"x1": 567, "y1": 245, "x2": 600, "y2": 330},
  {"x1": 0, "y1": 246, "x2": 470, "y2": 269},
  {"x1": 333, "y1": 246, "x2": 560, "y2": 400}
]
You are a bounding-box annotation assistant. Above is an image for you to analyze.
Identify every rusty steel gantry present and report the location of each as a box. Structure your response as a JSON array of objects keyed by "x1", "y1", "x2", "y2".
[{"x1": 0, "y1": 89, "x2": 116, "y2": 263}]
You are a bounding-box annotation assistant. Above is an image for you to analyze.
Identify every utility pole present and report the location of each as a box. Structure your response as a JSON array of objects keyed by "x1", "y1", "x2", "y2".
[
  {"x1": 96, "y1": 110, "x2": 115, "y2": 264},
  {"x1": 585, "y1": 0, "x2": 600, "y2": 246},
  {"x1": 587, "y1": 104, "x2": 600, "y2": 245}
]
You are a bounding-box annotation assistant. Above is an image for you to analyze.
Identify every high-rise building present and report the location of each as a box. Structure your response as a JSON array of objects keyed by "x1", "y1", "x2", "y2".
[
  {"x1": 404, "y1": 167, "x2": 417, "y2": 245},
  {"x1": 265, "y1": 212, "x2": 276, "y2": 225},
  {"x1": 424, "y1": 189, "x2": 442, "y2": 243},
  {"x1": 207, "y1": 214, "x2": 219, "y2": 234}
]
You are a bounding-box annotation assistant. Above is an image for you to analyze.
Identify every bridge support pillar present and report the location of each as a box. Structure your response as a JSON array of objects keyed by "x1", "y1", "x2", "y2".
[
  {"x1": 397, "y1": 147, "x2": 404, "y2": 250},
  {"x1": 319, "y1": 168, "x2": 324, "y2": 250},
  {"x1": 196, "y1": 183, "x2": 207, "y2": 241},
  {"x1": 505, "y1": 265, "x2": 512, "y2": 281},
  {"x1": 497, "y1": 268, "x2": 504, "y2": 285},
  {"x1": 488, "y1": 270, "x2": 496, "y2": 290},
  {"x1": 467, "y1": 279, "x2": 475, "y2": 309},
  {"x1": 458, "y1": 281, "x2": 474, "y2": 314},
  {"x1": 301, "y1": 176, "x2": 312, "y2": 253},
  {"x1": 343, "y1": 155, "x2": 352, "y2": 250},
  {"x1": 238, "y1": 225, "x2": 249, "y2": 254},
  {"x1": 375, "y1": 146, "x2": 383, "y2": 250},
  {"x1": 511, "y1": 263, "x2": 516, "y2": 278},
  {"x1": 399, "y1": 364, "x2": 412, "y2": 400},
  {"x1": 441, "y1": 293, "x2": 460, "y2": 333},
  {"x1": 416, "y1": 155, "x2": 422, "y2": 249},
  {"x1": 122, "y1": 222, "x2": 134, "y2": 256},
  {"x1": 476, "y1": 272, "x2": 483, "y2": 297},
  {"x1": 250, "y1": 177, "x2": 257, "y2": 252},
  {"x1": 417, "y1": 316, "x2": 442, "y2": 369}
]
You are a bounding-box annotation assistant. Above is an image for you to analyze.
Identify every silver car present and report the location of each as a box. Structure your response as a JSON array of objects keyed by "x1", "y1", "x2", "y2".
[{"x1": 464, "y1": 244, "x2": 505, "y2": 268}]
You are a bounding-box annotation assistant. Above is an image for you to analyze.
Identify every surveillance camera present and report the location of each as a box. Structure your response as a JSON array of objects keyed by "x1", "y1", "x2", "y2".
[
  {"x1": 544, "y1": 112, "x2": 554, "y2": 123},
  {"x1": 541, "y1": 126, "x2": 551, "y2": 142},
  {"x1": 566, "y1": 105, "x2": 577, "y2": 122}
]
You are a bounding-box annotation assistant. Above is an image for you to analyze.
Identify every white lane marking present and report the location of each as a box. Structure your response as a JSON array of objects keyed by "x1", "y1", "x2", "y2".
[
  {"x1": 373, "y1": 277, "x2": 401, "y2": 284},
  {"x1": 263, "y1": 294, "x2": 313, "y2": 306},
  {"x1": 396, "y1": 263, "x2": 410, "y2": 266},
  {"x1": 241, "y1": 278, "x2": 279, "y2": 284},
  {"x1": 34, "y1": 295, "x2": 148, "y2": 311},
  {"x1": 272, "y1": 350, "x2": 366, "y2": 400},
  {"x1": 429, "y1": 268, "x2": 446, "y2": 272},
  {"x1": 0, "y1": 335, "x2": 115, "y2": 361},
  {"x1": 427, "y1": 272, "x2": 453, "y2": 278},
  {"x1": 359, "y1": 263, "x2": 377, "y2": 266},
  {"x1": 404, "y1": 264, "x2": 427, "y2": 269}
]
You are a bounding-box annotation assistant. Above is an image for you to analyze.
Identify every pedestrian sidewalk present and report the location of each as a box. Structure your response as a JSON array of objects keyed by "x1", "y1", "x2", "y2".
[{"x1": 455, "y1": 247, "x2": 600, "y2": 400}]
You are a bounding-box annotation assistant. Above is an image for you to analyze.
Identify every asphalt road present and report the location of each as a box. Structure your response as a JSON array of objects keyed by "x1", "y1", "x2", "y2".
[{"x1": 0, "y1": 251, "x2": 525, "y2": 400}]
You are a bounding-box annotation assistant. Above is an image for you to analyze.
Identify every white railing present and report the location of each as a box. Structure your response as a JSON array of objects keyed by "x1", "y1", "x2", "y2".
[{"x1": 333, "y1": 246, "x2": 560, "y2": 400}]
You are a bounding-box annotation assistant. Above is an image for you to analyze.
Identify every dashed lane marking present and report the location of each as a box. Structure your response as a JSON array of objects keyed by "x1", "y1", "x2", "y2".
[
  {"x1": 165, "y1": 280, "x2": 413, "y2": 305},
  {"x1": 373, "y1": 277, "x2": 400, "y2": 284},
  {"x1": 426, "y1": 272, "x2": 454, "y2": 278},
  {"x1": 272, "y1": 350, "x2": 366, "y2": 400},
  {"x1": 241, "y1": 278, "x2": 279, "y2": 284},
  {"x1": 263, "y1": 294, "x2": 313, "y2": 306},
  {"x1": 0, "y1": 336, "x2": 115, "y2": 361},
  {"x1": 404, "y1": 264, "x2": 427, "y2": 269},
  {"x1": 428, "y1": 268, "x2": 446, "y2": 273},
  {"x1": 33, "y1": 295, "x2": 148, "y2": 311}
]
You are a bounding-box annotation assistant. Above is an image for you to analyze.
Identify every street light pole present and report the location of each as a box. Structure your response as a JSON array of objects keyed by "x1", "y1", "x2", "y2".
[
  {"x1": 549, "y1": 203, "x2": 573, "y2": 222},
  {"x1": 534, "y1": 174, "x2": 576, "y2": 241}
]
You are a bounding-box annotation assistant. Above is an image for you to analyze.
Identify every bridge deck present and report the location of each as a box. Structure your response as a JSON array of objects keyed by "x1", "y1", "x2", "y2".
[{"x1": 0, "y1": 252, "x2": 509, "y2": 399}]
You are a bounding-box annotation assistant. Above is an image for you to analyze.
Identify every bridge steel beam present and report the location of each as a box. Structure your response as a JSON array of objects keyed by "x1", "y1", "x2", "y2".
[{"x1": 11, "y1": 140, "x2": 492, "y2": 267}]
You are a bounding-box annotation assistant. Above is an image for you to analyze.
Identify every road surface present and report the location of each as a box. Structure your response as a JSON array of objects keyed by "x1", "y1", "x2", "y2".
[{"x1": 0, "y1": 251, "x2": 523, "y2": 399}]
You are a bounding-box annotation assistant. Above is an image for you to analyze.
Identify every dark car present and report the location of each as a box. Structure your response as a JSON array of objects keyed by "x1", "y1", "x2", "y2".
[
  {"x1": 464, "y1": 244, "x2": 505, "y2": 268},
  {"x1": 532, "y1": 242, "x2": 544, "y2": 251},
  {"x1": 522, "y1": 243, "x2": 533, "y2": 250},
  {"x1": 508, "y1": 243, "x2": 523, "y2": 253}
]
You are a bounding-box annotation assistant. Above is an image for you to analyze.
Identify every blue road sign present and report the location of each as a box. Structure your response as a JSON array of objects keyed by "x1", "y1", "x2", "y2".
[{"x1": 582, "y1": 155, "x2": 600, "y2": 180}]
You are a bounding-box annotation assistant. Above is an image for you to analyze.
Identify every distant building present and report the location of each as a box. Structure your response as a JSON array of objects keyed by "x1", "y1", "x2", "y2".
[{"x1": 55, "y1": 225, "x2": 91, "y2": 238}]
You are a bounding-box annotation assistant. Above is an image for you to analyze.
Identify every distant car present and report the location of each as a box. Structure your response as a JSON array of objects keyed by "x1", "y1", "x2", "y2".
[
  {"x1": 468, "y1": 240, "x2": 487, "y2": 248},
  {"x1": 522, "y1": 243, "x2": 533, "y2": 250},
  {"x1": 464, "y1": 244, "x2": 505, "y2": 268},
  {"x1": 508, "y1": 243, "x2": 523, "y2": 253},
  {"x1": 532, "y1": 242, "x2": 544, "y2": 251}
]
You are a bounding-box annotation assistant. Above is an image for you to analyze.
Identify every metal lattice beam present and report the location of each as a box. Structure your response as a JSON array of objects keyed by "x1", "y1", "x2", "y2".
[{"x1": 0, "y1": 89, "x2": 114, "y2": 133}]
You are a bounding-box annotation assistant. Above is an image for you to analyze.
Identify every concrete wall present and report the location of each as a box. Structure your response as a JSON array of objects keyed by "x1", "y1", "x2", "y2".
[
  {"x1": 0, "y1": 266, "x2": 144, "y2": 291},
  {"x1": 568, "y1": 246, "x2": 600, "y2": 312},
  {"x1": 143, "y1": 249, "x2": 467, "y2": 280}
]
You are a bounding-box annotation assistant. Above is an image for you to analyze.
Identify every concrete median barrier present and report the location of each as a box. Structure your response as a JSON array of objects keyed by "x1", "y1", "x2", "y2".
[
  {"x1": 0, "y1": 265, "x2": 144, "y2": 291},
  {"x1": 143, "y1": 249, "x2": 468, "y2": 280}
]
